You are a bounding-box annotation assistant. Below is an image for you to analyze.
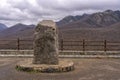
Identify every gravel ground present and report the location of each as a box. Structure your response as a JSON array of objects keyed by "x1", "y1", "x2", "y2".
[{"x1": 0, "y1": 58, "x2": 120, "y2": 80}]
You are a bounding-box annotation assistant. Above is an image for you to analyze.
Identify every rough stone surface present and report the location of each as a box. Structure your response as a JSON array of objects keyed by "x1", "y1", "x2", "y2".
[
  {"x1": 16, "y1": 59, "x2": 74, "y2": 73},
  {"x1": 33, "y1": 20, "x2": 59, "y2": 65}
]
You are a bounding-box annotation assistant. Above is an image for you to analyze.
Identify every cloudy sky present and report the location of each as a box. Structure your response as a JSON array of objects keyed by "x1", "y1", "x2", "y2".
[{"x1": 0, "y1": 0, "x2": 120, "y2": 27}]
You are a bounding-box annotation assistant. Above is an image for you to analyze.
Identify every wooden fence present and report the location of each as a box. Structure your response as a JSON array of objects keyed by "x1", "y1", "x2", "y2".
[{"x1": 0, "y1": 38, "x2": 120, "y2": 51}]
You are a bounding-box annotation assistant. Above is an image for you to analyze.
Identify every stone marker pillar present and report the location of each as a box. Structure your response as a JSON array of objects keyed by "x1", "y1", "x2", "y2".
[{"x1": 33, "y1": 20, "x2": 59, "y2": 65}]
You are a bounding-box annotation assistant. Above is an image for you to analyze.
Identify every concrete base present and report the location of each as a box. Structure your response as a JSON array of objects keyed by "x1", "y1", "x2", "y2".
[{"x1": 16, "y1": 59, "x2": 74, "y2": 73}]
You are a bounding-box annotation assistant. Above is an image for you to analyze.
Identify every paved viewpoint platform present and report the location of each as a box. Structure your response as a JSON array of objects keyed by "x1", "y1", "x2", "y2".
[{"x1": 0, "y1": 58, "x2": 120, "y2": 80}]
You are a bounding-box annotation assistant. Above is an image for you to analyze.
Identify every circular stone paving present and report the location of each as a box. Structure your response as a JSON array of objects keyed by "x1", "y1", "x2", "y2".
[{"x1": 16, "y1": 59, "x2": 74, "y2": 73}]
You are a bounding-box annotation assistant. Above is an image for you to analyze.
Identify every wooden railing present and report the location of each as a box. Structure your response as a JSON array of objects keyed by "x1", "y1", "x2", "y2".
[
  {"x1": 59, "y1": 39, "x2": 120, "y2": 51},
  {"x1": 0, "y1": 38, "x2": 120, "y2": 51}
]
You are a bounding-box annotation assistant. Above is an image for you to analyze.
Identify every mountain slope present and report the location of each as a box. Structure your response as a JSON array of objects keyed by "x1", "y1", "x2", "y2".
[
  {"x1": 57, "y1": 10, "x2": 120, "y2": 28},
  {"x1": 1, "y1": 23, "x2": 120, "y2": 41},
  {"x1": 59, "y1": 26, "x2": 120, "y2": 41},
  {"x1": 56, "y1": 15, "x2": 83, "y2": 26},
  {"x1": 0, "y1": 23, "x2": 7, "y2": 31},
  {"x1": 84, "y1": 10, "x2": 120, "y2": 27},
  {"x1": 0, "y1": 23, "x2": 35, "y2": 39}
]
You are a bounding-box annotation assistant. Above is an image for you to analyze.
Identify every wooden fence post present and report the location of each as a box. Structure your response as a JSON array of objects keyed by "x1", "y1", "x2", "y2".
[
  {"x1": 104, "y1": 40, "x2": 107, "y2": 52},
  {"x1": 17, "y1": 38, "x2": 20, "y2": 50},
  {"x1": 61, "y1": 39, "x2": 63, "y2": 51},
  {"x1": 83, "y1": 39, "x2": 85, "y2": 52}
]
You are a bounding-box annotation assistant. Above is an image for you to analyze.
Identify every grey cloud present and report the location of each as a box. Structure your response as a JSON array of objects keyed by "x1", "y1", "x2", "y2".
[
  {"x1": 36, "y1": 0, "x2": 120, "y2": 11},
  {"x1": 0, "y1": 0, "x2": 120, "y2": 27}
]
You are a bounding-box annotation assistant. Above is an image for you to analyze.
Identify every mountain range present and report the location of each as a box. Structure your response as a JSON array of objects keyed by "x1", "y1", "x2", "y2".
[
  {"x1": 57, "y1": 10, "x2": 120, "y2": 28},
  {"x1": 0, "y1": 10, "x2": 120, "y2": 41},
  {"x1": 0, "y1": 23, "x2": 35, "y2": 39}
]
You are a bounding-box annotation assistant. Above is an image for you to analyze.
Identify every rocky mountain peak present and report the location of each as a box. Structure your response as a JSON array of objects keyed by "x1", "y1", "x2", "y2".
[
  {"x1": 57, "y1": 10, "x2": 120, "y2": 27},
  {"x1": 104, "y1": 10, "x2": 113, "y2": 13}
]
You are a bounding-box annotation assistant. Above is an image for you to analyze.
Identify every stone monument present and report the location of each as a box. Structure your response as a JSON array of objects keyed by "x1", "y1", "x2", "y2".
[
  {"x1": 16, "y1": 20, "x2": 74, "y2": 73},
  {"x1": 33, "y1": 20, "x2": 59, "y2": 64}
]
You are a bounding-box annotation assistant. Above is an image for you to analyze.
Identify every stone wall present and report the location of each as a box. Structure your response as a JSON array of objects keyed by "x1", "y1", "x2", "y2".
[
  {"x1": 0, "y1": 50, "x2": 120, "y2": 55},
  {"x1": 0, "y1": 50, "x2": 120, "y2": 58},
  {"x1": 0, "y1": 50, "x2": 33, "y2": 55}
]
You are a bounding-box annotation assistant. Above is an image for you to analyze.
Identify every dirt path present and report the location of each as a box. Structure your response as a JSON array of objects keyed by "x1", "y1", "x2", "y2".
[{"x1": 0, "y1": 58, "x2": 120, "y2": 80}]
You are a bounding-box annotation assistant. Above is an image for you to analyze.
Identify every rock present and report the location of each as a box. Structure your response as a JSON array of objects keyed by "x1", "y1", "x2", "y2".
[
  {"x1": 33, "y1": 20, "x2": 59, "y2": 65},
  {"x1": 16, "y1": 59, "x2": 74, "y2": 73}
]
